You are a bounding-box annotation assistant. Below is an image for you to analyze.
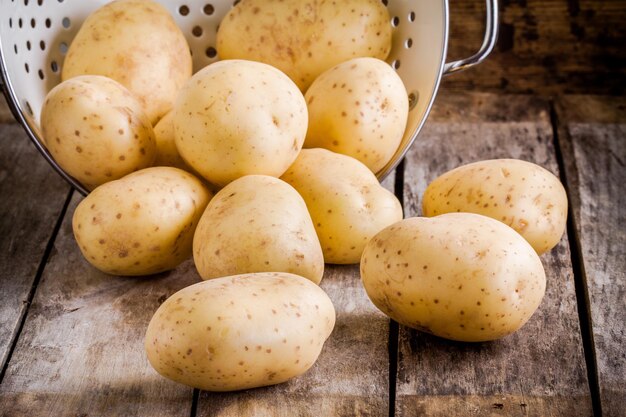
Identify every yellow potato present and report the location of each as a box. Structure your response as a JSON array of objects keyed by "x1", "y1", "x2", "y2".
[
  {"x1": 361, "y1": 213, "x2": 546, "y2": 342},
  {"x1": 193, "y1": 175, "x2": 324, "y2": 284},
  {"x1": 145, "y1": 272, "x2": 336, "y2": 391},
  {"x1": 281, "y1": 149, "x2": 403, "y2": 264},
  {"x1": 73, "y1": 167, "x2": 211, "y2": 276},
  {"x1": 304, "y1": 57, "x2": 409, "y2": 174},
  {"x1": 153, "y1": 111, "x2": 192, "y2": 171},
  {"x1": 41, "y1": 75, "x2": 155, "y2": 190},
  {"x1": 423, "y1": 159, "x2": 568, "y2": 254},
  {"x1": 216, "y1": 0, "x2": 391, "y2": 91},
  {"x1": 62, "y1": 0, "x2": 192, "y2": 124},
  {"x1": 174, "y1": 60, "x2": 307, "y2": 187}
]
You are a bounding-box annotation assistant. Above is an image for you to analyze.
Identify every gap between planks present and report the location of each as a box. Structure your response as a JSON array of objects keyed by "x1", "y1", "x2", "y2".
[{"x1": 550, "y1": 101, "x2": 602, "y2": 417}]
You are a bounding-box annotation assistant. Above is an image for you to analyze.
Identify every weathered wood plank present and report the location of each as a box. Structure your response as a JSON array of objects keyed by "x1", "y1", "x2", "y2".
[
  {"x1": 397, "y1": 92, "x2": 592, "y2": 416},
  {"x1": 556, "y1": 95, "x2": 626, "y2": 417},
  {"x1": 0, "y1": 95, "x2": 14, "y2": 123},
  {"x1": 445, "y1": 0, "x2": 626, "y2": 96},
  {"x1": 0, "y1": 194, "x2": 194, "y2": 416},
  {"x1": 195, "y1": 176, "x2": 396, "y2": 417},
  {"x1": 0, "y1": 122, "x2": 70, "y2": 372}
]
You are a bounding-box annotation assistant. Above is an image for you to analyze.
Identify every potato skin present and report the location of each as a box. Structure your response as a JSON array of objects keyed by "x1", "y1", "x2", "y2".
[
  {"x1": 423, "y1": 159, "x2": 568, "y2": 254},
  {"x1": 216, "y1": 0, "x2": 391, "y2": 91},
  {"x1": 153, "y1": 111, "x2": 192, "y2": 171},
  {"x1": 173, "y1": 60, "x2": 307, "y2": 187},
  {"x1": 361, "y1": 214, "x2": 546, "y2": 342},
  {"x1": 304, "y1": 58, "x2": 409, "y2": 174},
  {"x1": 281, "y1": 149, "x2": 402, "y2": 264},
  {"x1": 41, "y1": 75, "x2": 156, "y2": 190},
  {"x1": 145, "y1": 272, "x2": 336, "y2": 391},
  {"x1": 72, "y1": 167, "x2": 211, "y2": 276},
  {"x1": 62, "y1": 0, "x2": 192, "y2": 124},
  {"x1": 193, "y1": 175, "x2": 324, "y2": 284}
]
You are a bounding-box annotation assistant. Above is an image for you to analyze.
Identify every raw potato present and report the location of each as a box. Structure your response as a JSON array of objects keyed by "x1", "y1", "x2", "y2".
[
  {"x1": 361, "y1": 213, "x2": 546, "y2": 342},
  {"x1": 62, "y1": 0, "x2": 192, "y2": 124},
  {"x1": 216, "y1": 0, "x2": 392, "y2": 91},
  {"x1": 193, "y1": 175, "x2": 324, "y2": 284},
  {"x1": 145, "y1": 272, "x2": 336, "y2": 391},
  {"x1": 73, "y1": 167, "x2": 211, "y2": 276},
  {"x1": 153, "y1": 112, "x2": 192, "y2": 171},
  {"x1": 423, "y1": 159, "x2": 568, "y2": 254},
  {"x1": 304, "y1": 57, "x2": 409, "y2": 174},
  {"x1": 174, "y1": 60, "x2": 307, "y2": 187},
  {"x1": 281, "y1": 148, "x2": 403, "y2": 264},
  {"x1": 41, "y1": 75, "x2": 156, "y2": 190}
]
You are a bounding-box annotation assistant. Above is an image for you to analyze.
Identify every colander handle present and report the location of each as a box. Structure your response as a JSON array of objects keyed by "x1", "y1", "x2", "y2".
[{"x1": 443, "y1": 0, "x2": 499, "y2": 75}]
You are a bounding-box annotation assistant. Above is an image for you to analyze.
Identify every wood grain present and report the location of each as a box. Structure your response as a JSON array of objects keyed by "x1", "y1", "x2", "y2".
[
  {"x1": 556, "y1": 95, "x2": 626, "y2": 417},
  {"x1": 195, "y1": 175, "x2": 397, "y2": 417},
  {"x1": 0, "y1": 95, "x2": 14, "y2": 124},
  {"x1": 0, "y1": 124, "x2": 70, "y2": 372},
  {"x1": 445, "y1": 0, "x2": 626, "y2": 96},
  {"x1": 0, "y1": 195, "x2": 195, "y2": 417},
  {"x1": 396, "y1": 93, "x2": 592, "y2": 416}
]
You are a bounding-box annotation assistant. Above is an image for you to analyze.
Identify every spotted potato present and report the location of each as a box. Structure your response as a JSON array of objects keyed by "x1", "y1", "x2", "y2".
[
  {"x1": 193, "y1": 175, "x2": 324, "y2": 284},
  {"x1": 145, "y1": 272, "x2": 336, "y2": 391},
  {"x1": 216, "y1": 0, "x2": 392, "y2": 91},
  {"x1": 41, "y1": 75, "x2": 156, "y2": 190},
  {"x1": 361, "y1": 213, "x2": 546, "y2": 342},
  {"x1": 72, "y1": 167, "x2": 211, "y2": 276},
  {"x1": 304, "y1": 58, "x2": 409, "y2": 174},
  {"x1": 62, "y1": 0, "x2": 192, "y2": 124},
  {"x1": 281, "y1": 148, "x2": 403, "y2": 264},
  {"x1": 423, "y1": 159, "x2": 568, "y2": 254},
  {"x1": 174, "y1": 60, "x2": 307, "y2": 187}
]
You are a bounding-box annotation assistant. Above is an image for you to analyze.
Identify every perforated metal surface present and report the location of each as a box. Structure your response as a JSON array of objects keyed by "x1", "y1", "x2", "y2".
[{"x1": 0, "y1": 0, "x2": 449, "y2": 192}]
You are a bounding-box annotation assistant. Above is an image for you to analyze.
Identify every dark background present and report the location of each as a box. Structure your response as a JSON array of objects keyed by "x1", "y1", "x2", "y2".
[{"x1": 445, "y1": 0, "x2": 625, "y2": 96}]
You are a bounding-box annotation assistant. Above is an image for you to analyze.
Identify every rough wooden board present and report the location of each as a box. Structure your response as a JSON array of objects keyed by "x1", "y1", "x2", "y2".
[
  {"x1": 445, "y1": 0, "x2": 626, "y2": 96},
  {"x1": 396, "y1": 93, "x2": 592, "y2": 416},
  {"x1": 555, "y1": 95, "x2": 626, "y2": 417},
  {"x1": 0, "y1": 194, "x2": 195, "y2": 417},
  {"x1": 196, "y1": 175, "x2": 397, "y2": 417},
  {"x1": 0, "y1": 95, "x2": 14, "y2": 124},
  {"x1": 0, "y1": 124, "x2": 69, "y2": 371}
]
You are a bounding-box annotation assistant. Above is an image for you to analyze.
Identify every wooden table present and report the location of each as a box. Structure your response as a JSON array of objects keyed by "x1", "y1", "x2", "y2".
[{"x1": 0, "y1": 90, "x2": 623, "y2": 417}]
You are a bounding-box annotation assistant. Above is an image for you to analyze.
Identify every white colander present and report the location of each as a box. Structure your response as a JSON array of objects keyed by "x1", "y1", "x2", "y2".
[{"x1": 0, "y1": 0, "x2": 498, "y2": 195}]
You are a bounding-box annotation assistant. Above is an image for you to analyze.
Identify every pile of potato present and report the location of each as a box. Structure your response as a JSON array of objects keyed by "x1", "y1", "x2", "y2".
[{"x1": 41, "y1": 0, "x2": 568, "y2": 392}]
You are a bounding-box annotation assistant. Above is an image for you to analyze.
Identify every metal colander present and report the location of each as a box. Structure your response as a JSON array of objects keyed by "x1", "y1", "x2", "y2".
[{"x1": 0, "y1": 0, "x2": 498, "y2": 195}]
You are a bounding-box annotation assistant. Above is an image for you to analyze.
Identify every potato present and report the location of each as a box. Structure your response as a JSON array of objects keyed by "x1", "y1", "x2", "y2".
[
  {"x1": 145, "y1": 272, "x2": 336, "y2": 391},
  {"x1": 62, "y1": 0, "x2": 192, "y2": 124},
  {"x1": 73, "y1": 167, "x2": 211, "y2": 276},
  {"x1": 304, "y1": 57, "x2": 409, "y2": 174},
  {"x1": 193, "y1": 175, "x2": 324, "y2": 284},
  {"x1": 361, "y1": 213, "x2": 546, "y2": 342},
  {"x1": 173, "y1": 60, "x2": 307, "y2": 187},
  {"x1": 281, "y1": 148, "x2": 403, "y2": 264},
  {"x1": 423, "y1": 159, "x2": 568, "y2": 254},
  {"x1": 41, "y1": 75, "x2": 156, "y2": 190},
  {"x1": 153, "y1": 111, "x2": 192, "y2": 171},
  {"x1": 216, "y1": 0, "x2": 391, "y2": 91}
]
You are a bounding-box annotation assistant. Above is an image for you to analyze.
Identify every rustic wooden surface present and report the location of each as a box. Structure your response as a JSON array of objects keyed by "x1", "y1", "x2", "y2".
[
  {"x1": 0, "y1": 194, "x2": 196, "y2": 416},
  {"x1": 556, "y1": 95, "x2": 626, "y2": 417},
  {"x1": 397, "y1": 93, "x2": 592, "y2": 417},
  {"x1": 0, "y1": 92, "x2": 625, "y2": 417},
  {"x1": 0, "y1": 99, "x2": 13, "y2": 124},
  {"x1": 446, "y1": 0, "x2": 626, "y2": 96},
  {"x1": 0, "y1": 122, "x2": 70, "y2": 372},
  {"x1": 0, "y1": 95, "x2": 623, "y2": 416}
]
